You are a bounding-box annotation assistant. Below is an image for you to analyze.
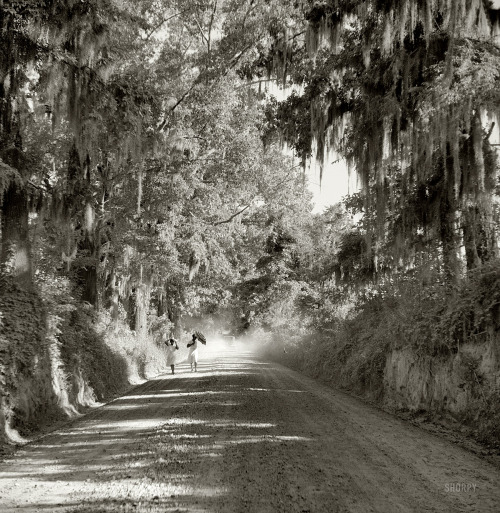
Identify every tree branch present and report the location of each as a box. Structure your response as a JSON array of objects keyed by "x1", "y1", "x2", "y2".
[
  {"x1": 194, "y1": 18, "x2": 209, "y2": 45},
  {"x1": 207, "y1": 1, "x2": 218, "y2": 66},
  {"x1": 486, "y1": 121, "x2": 496, "y2": 141},
  {"x1": 158, "y1": 27, "x2": 265, "y2": 129},
  {"x1": 242, "y1": 0, "x2": 259, "y2": 31},
  {"x1": 213, "y1": 205, "x2": 250, "y2": 225},
  {"x1": 143, "y1": 9, "x2": 192, "y2": 42},
  {"x1": 27, "y1": 180, "x2": 46, "y2": 191}
]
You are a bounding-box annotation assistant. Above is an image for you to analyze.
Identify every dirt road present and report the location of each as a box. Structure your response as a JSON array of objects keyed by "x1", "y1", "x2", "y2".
[{"x1": 1, "y1": 344, "x2": 499, "y2": 512}]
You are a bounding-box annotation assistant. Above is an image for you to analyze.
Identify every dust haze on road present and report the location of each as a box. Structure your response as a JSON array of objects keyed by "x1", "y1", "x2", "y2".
[{"x1": 1, "y1": 341, "x2": 499, "y2": 512}]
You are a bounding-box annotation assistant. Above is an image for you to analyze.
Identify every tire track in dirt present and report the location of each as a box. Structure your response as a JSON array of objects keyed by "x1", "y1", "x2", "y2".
[{"x1": 0, "y1": 344, "x2": 499, "y2": 512}]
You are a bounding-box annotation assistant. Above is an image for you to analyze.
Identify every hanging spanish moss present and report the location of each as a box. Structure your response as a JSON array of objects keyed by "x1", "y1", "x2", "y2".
[
  {"x1": 293, "y1": 0, "x2": 500, "y2": 278},
  {"x1": 1, "y1": 1, "x2": 115, "y2": 288}
]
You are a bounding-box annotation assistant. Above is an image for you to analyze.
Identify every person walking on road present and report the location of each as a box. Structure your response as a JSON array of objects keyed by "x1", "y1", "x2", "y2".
[
  {"x1": 164, "y1": 338, "x2": 179, "y2": 374},
  {"x1": 187, "y1": 333, "x2": 199, "y2": 372}
]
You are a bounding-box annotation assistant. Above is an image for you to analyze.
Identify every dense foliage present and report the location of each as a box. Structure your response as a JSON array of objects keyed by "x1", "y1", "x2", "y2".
[
  {"x1": 1, "y1": 0, "x2": 500, "y2": 446},
  {"x1": 0, "y1": 0, "x2": 312, "y2": 441}
]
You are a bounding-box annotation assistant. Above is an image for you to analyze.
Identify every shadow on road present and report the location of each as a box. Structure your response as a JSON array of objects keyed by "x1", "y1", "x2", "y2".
[
  {"x1": 0, "y1": 351, "x2": 314, "y2": 512},
  {"x1": 3, "y1": 348, "x2": 500, "y2": 513}
]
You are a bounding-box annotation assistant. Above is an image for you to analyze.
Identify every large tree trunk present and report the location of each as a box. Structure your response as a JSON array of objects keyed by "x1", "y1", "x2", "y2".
[
  {"x1": 134, "y1": 266, "x2": 151, "y2": 338},
  {"x1": 165, "y1": 282, "x2": 183, "y2": 338},
  {"x1": 66, "y1": 144, "x2": 99, "y2": 306},
  {"x1": 461, "y1": 113, "x2": 498, "y2": 270},
  {"x1": 475, "y1": 206, "x2": 497, "y2": 264},
  {"x1": 439, "y1": 186, "x2": 462, "y2": 282},
  {"x1": 110, "y1": 270, "x2": 120, "y2": 322},
  {"x1": 123, "y1": 290, "x2": 136, "y2": 331},
  {"x1": 462, "y1": 203, "x2": 497, "y2": 271},
  {"x1": 462, "y1": 206, "x2": 482, "y2": 270},
  {"x1": 1, "y1": 182, "x2": 32, "y2": 290},
  {"x1": 78, "y1": 234, "x2": 97, "y2": 305}
]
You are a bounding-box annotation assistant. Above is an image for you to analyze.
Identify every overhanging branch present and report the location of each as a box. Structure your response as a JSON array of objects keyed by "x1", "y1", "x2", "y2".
[{"x1": 213, "y1": 205, "x2": 250, "y2": 225}]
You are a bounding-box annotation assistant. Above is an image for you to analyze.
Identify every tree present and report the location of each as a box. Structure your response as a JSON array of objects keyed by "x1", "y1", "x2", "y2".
[{"x1": 269, "y1": 0, "x2": 500, "y2": 282}]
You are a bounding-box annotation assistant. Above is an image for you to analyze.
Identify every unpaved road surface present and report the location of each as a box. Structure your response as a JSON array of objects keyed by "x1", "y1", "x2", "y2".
[{"x1": 1, "y1": 344, "x2": 500, "y2": 512}]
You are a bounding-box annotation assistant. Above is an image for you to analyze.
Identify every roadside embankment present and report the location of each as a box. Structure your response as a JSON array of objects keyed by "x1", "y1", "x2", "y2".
[
  {"x1": 264, "y1": 267, "x2": 500, "y2": 455},
  {"x1": 0, "y1": 282, "x2": 166, "y2": 454}
]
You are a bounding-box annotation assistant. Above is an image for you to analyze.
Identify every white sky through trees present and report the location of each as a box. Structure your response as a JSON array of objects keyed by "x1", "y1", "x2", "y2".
[{"x1": 308, "y1": 158, "x2": 358, "y2": 213}]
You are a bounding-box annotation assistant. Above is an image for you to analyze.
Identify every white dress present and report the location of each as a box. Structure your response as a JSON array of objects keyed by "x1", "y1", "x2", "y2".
[
  {"x1": 165, "y1": 343, "x2": 178, "y2": 366},
  {"x1": 188, "y1": 339, "x2": 198, "y2": 364}
]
